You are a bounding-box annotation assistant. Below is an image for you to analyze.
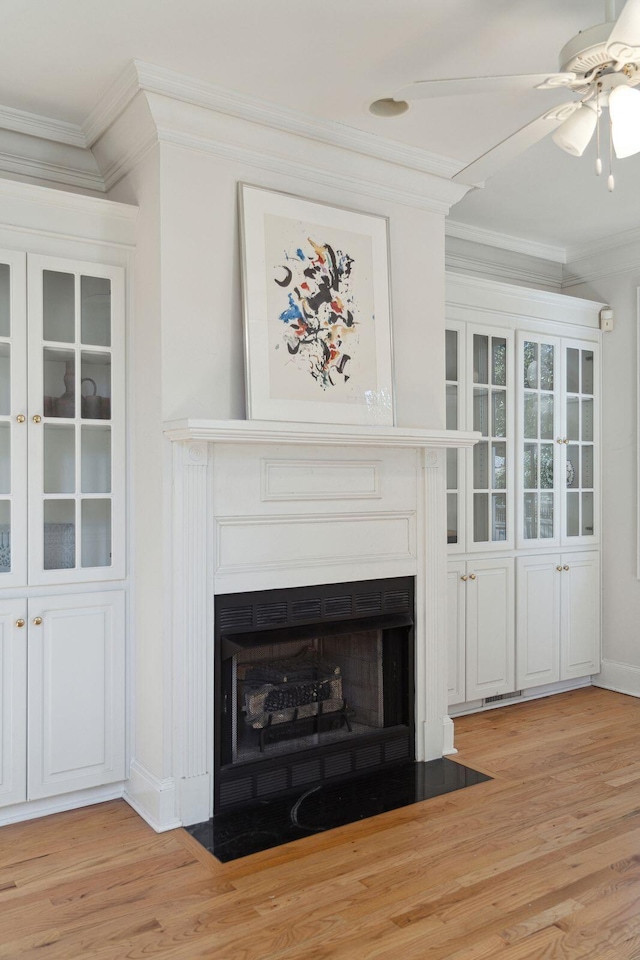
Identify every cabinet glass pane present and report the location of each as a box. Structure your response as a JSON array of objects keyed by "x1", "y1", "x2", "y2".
[
  {"x1": 474, "y1": 442, "x2": 489, "y2": 489},
  {"x1": 523, "y1": 444, "x2": 537, "y2": 488},
  {"x1": 524, "y1": 394, "x2": 538, "y2": 439},
  {"x1": 540, "y1": 394, "x2": 554, "y2": 440},
  {"x1": 446, "y1": 385, "x2": 458, "y2": 430},
  {"x1": 524, "y1": 342, "x2": 538, "y2": 388},
  {"x1": 0, "y1": 343, "x2": 10, "y2": 416},
  {"x1": 473, "y1": 335, "x2": 489, "y2": 385},
  {"x1": 81, "y1": 276, "x2": 111, "y2": 347},
  {"x1": 492, "y1": 493, "x2": 506, "y2": 541},
  {"x1": 473, "y1": 493, "x2": 489, "y2": 542},
  {"x1": 582, "y1": 351, "x2": 594, "y2": 395},
  {"x1": 540, "y1": 493, "x2": 554, "y2": 538},
  {"x1": 0, "y1": 499, "x2": 9, "y2": 571},
  {"x1": 492, "y1": 391, "x2": 506, "y2": 437},
  {"x1": 81, "y1": 352, "x2": 111, "y2": 420},
  {"x1": 582, "y1": 446, "x2": 594, "y2": 488},
  {"x1": 43, "y1": 271, "x2": 74, "y2": 343},
  {"x1": 524, "y1": 492, "x2": 538, "y2": 539},
  {"x1": 43, "y1": 424, "x2": 75, "y2": 493},
  {"x1": 81, "y1": 499, "x2": 111, "y2": 567},
  {"x1": 492, "y1": 338, "x2": 506, "y2": 386},
  {"x1": 566, "y1": 397, "x2": 579, "y2": 441},
  {"x1": 445, "y1": 329, "x2": 457, "y2": 382},
  {"x1": 492, "y1": 443, "x2": 506, "y2": 488},
  {"x1": 582, "y1": 398, "x2": 594, "y2": 441},
  {"x1": 566, "y1": 492, "x2": 579, "y2": 537},
  {"x1": 582, "y1": 492, "x2": 594, "y2": 536},
  {"x1": 566, "y1": 348, "x2": 580, "y2": 394},
  {"x1": 81, "y1": 426, "x2": 111, "y2": 493},
  {"x1": 0, "y1": 264, "x2": 9, "y2": 338},
  {"x1": 44, "y1": 500, "x2": 75, "y2": 569},
  {"x1": 447, "y1": 493, "x2": 458, "y2": 545},
  {"x1": 44, "y1": 348, "x2": 75, "y2": 418},
  {"x1": 540, "y1": 444, "x2": 554, "y2": 488},
  {"x1": 540, "y1": 343, "x2": 554, "y2": 390},
  {"x1": 473, "y1": 388, "x2": 489, "y2": 435},
  {"x1": 567, "y1": 446, "x2": 580, "y2": 488},
  {"x1": 0, "y1": 423, "x2": 9, "y2": 494},
  {"x1": 446, "y1": 447, "x2": 457, "y2": 490}
]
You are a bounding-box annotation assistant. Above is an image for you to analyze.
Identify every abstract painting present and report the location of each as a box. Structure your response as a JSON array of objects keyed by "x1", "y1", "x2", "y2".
[{"x1": 240, "y1": 185, "x2": 394, "y2": 425}]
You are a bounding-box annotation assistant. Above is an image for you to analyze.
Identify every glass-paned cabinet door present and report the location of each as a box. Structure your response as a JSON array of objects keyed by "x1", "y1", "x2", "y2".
[
  {"x1": 445, "y1": 326, "x2": 465, "y2": 551},
  {"x1": 517, "y1": 334, "x2": 560, "y2": 548},
  {"x1": 0, "y1": 251, "x2": 27, "y2": 586},
  {"x1": 561, "y1": 339, "x2": 599, "y2": 545},
  {"x1": 466, "y1": 328, "x2": 513, "y2": 551},
  {"x1": 27, "y1": 255, "x2": 124, "y2": 585}
]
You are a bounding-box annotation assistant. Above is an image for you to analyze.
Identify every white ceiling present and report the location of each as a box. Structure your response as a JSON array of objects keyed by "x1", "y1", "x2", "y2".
[{"x1": 2, "y1": 0, "x2": 636, "y2": 251}]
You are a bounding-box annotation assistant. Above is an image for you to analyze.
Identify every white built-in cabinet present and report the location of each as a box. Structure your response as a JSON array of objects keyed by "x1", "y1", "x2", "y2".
[
  {"x1": 0, "y1": 239, "x2": 127, "y2": 813},
  {"x1": 446, "y1": 276, "x2": 603, "y2": 710}
]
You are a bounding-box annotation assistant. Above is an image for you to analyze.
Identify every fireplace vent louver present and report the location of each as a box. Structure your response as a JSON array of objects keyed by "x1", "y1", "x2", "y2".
[
  {"x1": 291, "y1": 599, "x2": 323, "y2": 622},
  {"x1": 257, "y1": 769, "x2": 288, "y2": 797},
  {"x1": 219, "y1": 777, "x2": 253, "y2": 806},
  {"x1": 355, "y1": 592, "x2": 383, "y2": 615},
  {"x1": 256, "y1": 602, "x2": 288, "y2": 626},
  {"x1": 323, "y1": 596, "x2": 353, "y2": 618},
  {"x1": 218, "y1": 606, "x2": 254, "y2": 631},
  {"x1": 384, "y1": 589, "x2": 411, "y2": 612}
]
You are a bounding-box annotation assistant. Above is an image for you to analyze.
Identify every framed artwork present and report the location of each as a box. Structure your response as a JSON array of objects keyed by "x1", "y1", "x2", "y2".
[{"x1": 239, "y1": 184, "x2": 394, "y2": 425}]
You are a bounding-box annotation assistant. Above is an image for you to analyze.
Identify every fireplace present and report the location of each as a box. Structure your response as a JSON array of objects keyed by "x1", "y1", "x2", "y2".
[{"x1": 215, "y1": 577, "x2": 414, "y2": 811}]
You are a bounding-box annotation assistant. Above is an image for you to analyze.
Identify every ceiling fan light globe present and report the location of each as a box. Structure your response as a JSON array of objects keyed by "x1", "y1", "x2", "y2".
[
  {"x1": 609, "y1": 85, "x2": 640, "y2": 158},
  {"x1": 551, "y1": 103, "x2": 598, "y2": 156}
]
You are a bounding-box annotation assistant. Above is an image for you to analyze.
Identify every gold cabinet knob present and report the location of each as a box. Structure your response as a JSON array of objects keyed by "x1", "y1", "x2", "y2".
[
  {"x1": 557, "y1": 438, "x2": 563, "y2": 444},
  {"x1": 563, "y1": 565, "x2": 570, "y2": 571},
  {"x1": 563, "y1": 438, "x2": 569, "y2": 444},
  {"x1": 461, "y1": 575, "x2": 468, "y2": 582},
  {"x1": 556, "y1": 565, "x2": 562, "y2": 572},
  {"x1": 469, "y1": 573, "x2": 477, "y2": 580},
  {"x1": 16, "y1": 414, "x2": 25, "y2": 423},
  {"x1": 32, "y1": 415, "x2": 42, "y2": 424},
  {"x1": 33, "y1": 616, "x2": 42, "y2": 626},
  {"x1": 15, "y1": 619, "x2": 25, "y2": 627}
]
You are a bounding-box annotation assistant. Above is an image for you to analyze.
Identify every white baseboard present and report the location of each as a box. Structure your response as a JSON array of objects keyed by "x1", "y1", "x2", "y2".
[
  {"x1": 449, "y1": 676, "x2": 591, "y2": 718},
  {"x1": 442, "y1": 716, "x2": 457, "y2": 755},
  {"x1": 124, "y1": 758, "x2": 182, "y2": 833},
  {"x1": 0, "y1": 783, "x2": 124, "y2": 828},
  {"x1": 593, "y1": 659, "x2": 640, "y2": 698}
]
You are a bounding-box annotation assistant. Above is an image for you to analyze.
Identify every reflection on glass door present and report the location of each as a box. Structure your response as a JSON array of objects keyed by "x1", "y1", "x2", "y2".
[
  {"x1": 471, "y1": 332, "x2": 509, "y2": 545},
  {"x1": 445, "y1": 329, "x2": 460, "y2": 547},
  {"x1": 521, "y1": 337, "x2": 558, "y2": 545},
  {"x1": 564, "y1": 345, "x2": 596, "y2": 540}
]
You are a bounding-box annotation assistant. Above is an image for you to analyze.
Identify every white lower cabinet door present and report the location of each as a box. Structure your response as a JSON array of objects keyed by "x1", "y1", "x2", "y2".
[
  {"x1": 466, "y1": 558, "x2": 515, "y2": 700},
  {"x1": 27, "y1": 591, "x2": 125, "y2": 800},
  {"x1": 447, "y1": 561, "x2": 466, "y2": 705},
  {"x1": 516, "y1": 555, "x2": 561, "y2": 689},
  {"x1": 0, "y1": 600, "x2": 27, "y2": 808},
  {"x1": 561, "y1": 551, "x2": 600, "y2": 679}
]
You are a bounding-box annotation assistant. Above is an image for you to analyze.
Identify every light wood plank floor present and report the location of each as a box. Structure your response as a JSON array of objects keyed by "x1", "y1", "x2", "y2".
[{"x1": 3, "y1": 687, "x2": 640, "y2": 959}]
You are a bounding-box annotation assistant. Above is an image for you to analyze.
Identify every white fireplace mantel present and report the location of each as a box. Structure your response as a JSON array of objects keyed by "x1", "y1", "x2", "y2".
[{"x1": 163, "y1": 418, "x2": 480, "y2": 449}]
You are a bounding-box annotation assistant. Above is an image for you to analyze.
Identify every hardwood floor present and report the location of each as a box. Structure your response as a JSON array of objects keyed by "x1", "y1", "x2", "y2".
[{"x1": 3, "y1": 687, "x2": 640, "y2": 958}]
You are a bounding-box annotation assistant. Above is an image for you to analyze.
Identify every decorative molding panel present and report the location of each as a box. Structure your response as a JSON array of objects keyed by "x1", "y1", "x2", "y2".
[{"x1": 261, "y1": 458, "x2": 381, "y2": 502}]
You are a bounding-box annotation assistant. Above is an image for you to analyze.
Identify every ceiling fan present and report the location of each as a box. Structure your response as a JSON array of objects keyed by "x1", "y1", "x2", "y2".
[{"x1": 374, "y1": 0, "x2": 640, "y2": 190}]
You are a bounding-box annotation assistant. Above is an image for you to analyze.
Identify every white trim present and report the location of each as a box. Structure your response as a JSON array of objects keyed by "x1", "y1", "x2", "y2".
[
  {"x1": 637, "y1": 287, "x2": 640, "y2": 582},
  {"x1": 86, "y1": 59, "x2": 462, "y2": 182},
  {"x1": 0, "y1": 152, "x2": 104, "y2": 193},
  {"x1": 567, "y1": 223, "x2": 640, "y2": 265},
  {"x1": 0, "y1": 103, "x2": 86, "y2": 147},
  {"x1": 446, "y1": 254, "x2": 563, "y2": 291},
  {"x1": 0, "y1": 783, "x2": 124, "y2": 827},
  {"x1": 164, "y1": 418, "x2": 479, "y2": 449},
  {"x1": 446, "y1": 220, "x2": 566, "y2": 264},
  {"x1": 450, "y1": 676, "x2": 592, "y2": 716},
  {"x1": 593, "y1": 659, "x2": 640, "y2": 698},
  {"x1": 123, "y1": 758, "x2": 181, "y2": 832},
  {"x1": 442, "y1": 716, "x2": 457, "y2": 755},
  {"x1": 0, "y1": 177, "x2": 137, "y2": 221}
]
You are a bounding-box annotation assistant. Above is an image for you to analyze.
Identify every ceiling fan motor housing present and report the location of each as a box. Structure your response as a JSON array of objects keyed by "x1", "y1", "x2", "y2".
[{"x1": 559, "y1": 21, "x2": 618, "y2": 75}]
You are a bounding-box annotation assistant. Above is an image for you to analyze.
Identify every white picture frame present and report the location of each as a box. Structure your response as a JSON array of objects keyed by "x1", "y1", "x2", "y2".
[{"x1": 239, "y1": 184, "x2": 394, "y2": 425}]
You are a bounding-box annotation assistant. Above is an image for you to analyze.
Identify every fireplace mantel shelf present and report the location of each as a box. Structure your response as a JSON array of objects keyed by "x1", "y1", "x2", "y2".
[{"x1": 164, "y1": 418, "x2": 479, "y2": 449}]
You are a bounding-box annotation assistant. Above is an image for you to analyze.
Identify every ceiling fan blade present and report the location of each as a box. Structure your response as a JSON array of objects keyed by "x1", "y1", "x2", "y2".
[
  {"x1": 606, "y1": 0, "x2": 640, "y2": 61},
  {"x1": 394, "y1": 73, "x2": 576, "y2": 101},
  {"x1": 452, "y1": 102, "x2": 579, "y2": 186}
]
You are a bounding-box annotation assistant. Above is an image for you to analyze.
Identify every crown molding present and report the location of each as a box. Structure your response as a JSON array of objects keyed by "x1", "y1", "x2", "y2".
[
  {"x1": 445, "y1": 254, "x2": 563, "y2": 290},
  {"x1": 566, "y1": 224, "x2": 640, "y2": 266},
  {"x1": 563, "y1": 229, "x2": 640, "y2": 287},
  {"x1": 0, "y1": 103, "x2": 86, "y2": 148},
  {"x1": 0, "y1": 177, "x2": 137, "y2": 220},
  {"x1": 446, "y1": 219, "x2": 566, "y2": 264},
  {"x1": 0, "y1": 150, "x2": 105, "y2": 193},
  {"x1": 85, "y1": 59, "x2": 463, "y2": 182}
]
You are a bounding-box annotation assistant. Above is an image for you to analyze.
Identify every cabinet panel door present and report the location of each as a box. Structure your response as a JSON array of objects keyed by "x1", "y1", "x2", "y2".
[
  {"x1": 561, "y1": 552, "x2": 600, "y2": 679},
  {"x1": 0, "y1": 600, "x2": 27, "y2": 808},
  {"x1": 447, "y1": 561, "x2": 466, "y2": 705},
  {"x1": 516, "y1": 555, "x2": 561, "y2": 689},
  {"x1": 466, "y1": 558, "x2": 515, "y2": 700},
  {"x1": 27, "y1": 591, "x2": 125, "y2": 800}
]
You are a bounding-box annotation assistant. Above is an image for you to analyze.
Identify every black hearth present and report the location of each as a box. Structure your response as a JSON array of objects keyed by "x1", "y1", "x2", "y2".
[{"x1": 215, "y1": 577, "x2": 415, "y2": 811}]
